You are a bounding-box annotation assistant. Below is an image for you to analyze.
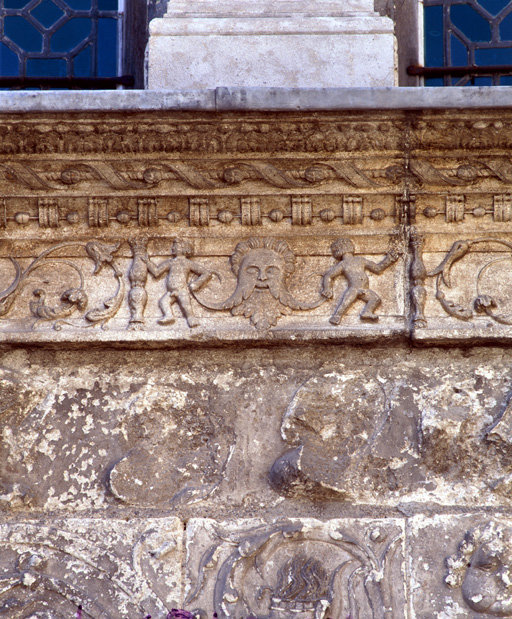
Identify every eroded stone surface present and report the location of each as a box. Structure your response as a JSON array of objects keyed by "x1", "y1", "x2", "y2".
[
  {"x1": 409, "y1": 515, "x2": 512, "y2": 618},
  {"x1": 184, "y1": 517, "x2": 406, "y2": 618},
  {"x1": 2, "y1": 345, "x2": 512, "y2": 513},
  {"x1": 0, "y1": 517, "x2": 182, "y2": 617}
]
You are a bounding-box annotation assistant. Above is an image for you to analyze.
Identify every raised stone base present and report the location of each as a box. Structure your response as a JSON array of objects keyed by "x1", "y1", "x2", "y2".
[{"x1": 147, "y1": 7, "x2": 396, "y2": 89}]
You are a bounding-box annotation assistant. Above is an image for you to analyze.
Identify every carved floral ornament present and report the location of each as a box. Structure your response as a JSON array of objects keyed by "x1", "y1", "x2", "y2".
[{"x1": 185, "y1": 520, "x2": 404, "y2": 618}]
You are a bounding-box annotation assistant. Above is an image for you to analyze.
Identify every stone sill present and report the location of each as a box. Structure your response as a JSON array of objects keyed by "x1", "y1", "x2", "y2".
[
  {"x1": 148, "y1": 15, "x2": 393, "y2": 36},
  {"x1": 3, "y1": 86, "x2": 512, "y2": 113}
]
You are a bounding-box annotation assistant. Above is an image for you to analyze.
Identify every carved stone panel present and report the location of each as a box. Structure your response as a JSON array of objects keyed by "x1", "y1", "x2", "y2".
[
  {"x1": 184, "y1": 518, "x2": 406, "y2": 618},
  {"x1": 0, "y1": 234, "x2": 406, "y2": 344},
  {"x1": 268, "y1": 354, "x2": 512, "y2": 506},
  {"x1": 409, "y1": 515, "x2": 512, "y2": 618},
  {"x1": 0, "y1": 109, "x2": 411, "y2": 345},
  {"x1": 408, "y1": 110, "x2": 512, "y2": 343},
  {"x1": 3, "y1": 344, "x2": 512, "y2": 512},
  {"x1": 0, "y1": 517, "x2": 182, "y2": 617},
  {"x1": 409, "y1": 230, "x2": 512, "y2": 343}
]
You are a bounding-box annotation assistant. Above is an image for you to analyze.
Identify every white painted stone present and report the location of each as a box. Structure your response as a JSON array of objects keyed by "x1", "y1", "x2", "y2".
[
  {"x1": 147, "y1": 1, "x2": 396, "y2": 89},
  {"x1": 166, "y1": 0, "x2": 377, "y2": 17}
]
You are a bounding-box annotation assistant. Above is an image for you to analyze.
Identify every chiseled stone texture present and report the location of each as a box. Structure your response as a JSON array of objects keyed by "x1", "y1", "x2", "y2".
[
  {"x1": 0, "y1": 517, "x2": 183, "y2": 617},
  {"x1": 1, "y1": 344, "x2": 512, "y2": 515},
  {"x1": 184, "y1": 517, "x2": 406, "y2": 618},
  {"x1": 148, "y1": 1, "x2": 396, "y2": 89},
  {"x1": 409, "y1": 514, "x2": 512, "y2": 618}
]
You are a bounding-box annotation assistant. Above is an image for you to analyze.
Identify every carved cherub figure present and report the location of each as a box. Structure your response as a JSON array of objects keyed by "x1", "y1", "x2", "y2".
[
  {"x1": 144, "y1": 238, "x2": 213, "y2": 328},
  {"x1": 321, "y1": 237, "x2": 400, "y2": 325},
  {"x1": 446, "y1": 521, "x2": 512, "y2": 616}
]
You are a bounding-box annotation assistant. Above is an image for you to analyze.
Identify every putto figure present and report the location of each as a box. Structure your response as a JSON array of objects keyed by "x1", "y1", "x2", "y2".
[
  {"x1": 445, "y1": 521, "x2": 512, "y2": 616},
  {"x1": 321, "y1": 237, "x2": 400, "y2": 325},
  {"x1": 195, "y1": 237, "x2": 316, "y2": 330},
  {"x1": 144, "y1": 238, "x2": 214, "y2": 328}
]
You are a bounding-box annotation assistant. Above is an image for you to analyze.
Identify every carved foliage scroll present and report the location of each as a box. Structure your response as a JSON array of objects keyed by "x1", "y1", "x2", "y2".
[{"x1": 185, "y1": 519, "x2": 405, "y2": 619}]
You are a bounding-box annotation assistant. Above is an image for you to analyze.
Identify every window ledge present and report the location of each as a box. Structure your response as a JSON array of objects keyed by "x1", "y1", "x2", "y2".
[{"x1": 3, "y1": 86, "x2": 512, "y2": 113}]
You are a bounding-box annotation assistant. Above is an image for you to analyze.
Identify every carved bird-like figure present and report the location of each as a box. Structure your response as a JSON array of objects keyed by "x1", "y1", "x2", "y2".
[
  {"x1": 429, "y1": 239, "x2": 472, "y2": 287},
  {"x1": 29, "y1": 288, "x2": 87, "y2": 321}
]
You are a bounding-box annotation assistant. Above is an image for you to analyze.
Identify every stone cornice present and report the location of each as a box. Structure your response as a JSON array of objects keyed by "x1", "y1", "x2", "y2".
[{"x1": 3, "y1": 86, "x2": 512, "y2": 113}]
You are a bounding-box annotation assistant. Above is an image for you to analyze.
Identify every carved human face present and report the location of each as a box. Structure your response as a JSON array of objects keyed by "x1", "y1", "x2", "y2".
[
  {"x1": 462, "y1": 542, "x2": 512, "y2": 616},
  {"x1": 240, "y1": 249, "x2": 285, "y2": 292}
]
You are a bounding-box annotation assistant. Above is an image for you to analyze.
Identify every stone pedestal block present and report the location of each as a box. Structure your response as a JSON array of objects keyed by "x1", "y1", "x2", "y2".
[{"x1": 147, "y1": 1, "x2": 396, "y2": 89}]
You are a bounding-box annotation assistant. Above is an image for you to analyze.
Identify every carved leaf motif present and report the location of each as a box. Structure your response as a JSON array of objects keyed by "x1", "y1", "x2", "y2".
[
  {"x1": 0, "y1": 258, "x2": 22, "y2": 317},
  {"x1": 84, "y1": 272, "x2": 124, "y2": 325},
  {"x1": 85, "y1": 241, "x2": 120, "y2": 275},
  {"x1": 30, "y1": 287, "x2": 88, "y2": 321}
]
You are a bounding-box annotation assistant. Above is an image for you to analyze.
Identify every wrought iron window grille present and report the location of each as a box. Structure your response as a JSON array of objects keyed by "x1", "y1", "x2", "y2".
[
  {"x1": 0, "y1": 0, "x2": 135, "y2": 88},
  {"x1": 409, "y1": 0, "x2": 512, "y2": 86}
]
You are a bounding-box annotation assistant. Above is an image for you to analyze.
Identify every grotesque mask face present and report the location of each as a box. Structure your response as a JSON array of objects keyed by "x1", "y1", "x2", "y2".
[
  {"x1": 462, "y1": 542, "x2": 512, "y2": 616},
  {"x1": 240, "y1": 249, "x2": 285, "y2": 291}
]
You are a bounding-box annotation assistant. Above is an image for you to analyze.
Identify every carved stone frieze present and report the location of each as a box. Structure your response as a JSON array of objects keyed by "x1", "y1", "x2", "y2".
[
  {"x1": 2, "y1": 109, "x2": 512, "y2": 344},
  {"x1": 0, "y1": 517, "x2": 182, "y2": 617},
  {"x1": 0, "y1": 234, "x2": 406, "y2": 343}
]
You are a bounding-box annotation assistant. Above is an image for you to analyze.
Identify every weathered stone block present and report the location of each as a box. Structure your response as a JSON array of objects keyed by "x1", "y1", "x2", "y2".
[
  {"x1": 409, "y1": 514, "x2": 512, "y2": 617},
  {"x1": 0, "y1": 517, "x2": 182, "y2": 617},
  {"x1": 184, "y1": 518, "x2": 406, "y2": 618},
  {"x1": 3, "y1": 346, "x2": 512, "y2": 513}
]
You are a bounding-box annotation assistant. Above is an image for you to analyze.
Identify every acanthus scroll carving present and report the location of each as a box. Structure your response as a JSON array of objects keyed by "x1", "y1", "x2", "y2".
[
  {"x1": 0, "y1": 234, "x2": 404, "y2": 335},
  {"x1": 412, "y1": 237, "x2": 512, "y2": 328},
  {"x1": 0, "y1": 241, "x2": 123, "y2": 330},
  {"x1": 185, "y1": 519, "x2": 405, "y2": 619}
]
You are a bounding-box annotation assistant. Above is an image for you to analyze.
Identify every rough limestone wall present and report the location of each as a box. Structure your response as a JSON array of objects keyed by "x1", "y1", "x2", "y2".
[{"x1": 2, "y1": 344, "x2": 512, "y2": 617}]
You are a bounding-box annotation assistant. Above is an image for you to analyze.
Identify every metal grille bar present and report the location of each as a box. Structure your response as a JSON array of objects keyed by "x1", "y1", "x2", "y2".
[
  {"x1": 0, "y1": 0, "x2": 123, "y2": 81},
  {"x1": 422, "y1": 0, "x2": 512, "y2": 85}
]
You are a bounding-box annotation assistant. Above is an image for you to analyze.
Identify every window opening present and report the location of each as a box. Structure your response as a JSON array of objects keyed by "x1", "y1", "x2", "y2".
[
  {"x1": 409, "y1": 0, "x2": 512, "y2": 85},
  {"x1": 0, "y1": 0, "x2": 134, "y2": 88}
]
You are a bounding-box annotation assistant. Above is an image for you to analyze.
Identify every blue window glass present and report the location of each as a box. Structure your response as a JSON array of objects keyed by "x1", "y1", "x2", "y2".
[
  {"x1": 0, "y1": 0, "x2": 121, "y2": 81},
  {"x1": 31, "y1": 0, "x2": 66, "y2": 29},
  {"x1": 450, "y1": 4, "x2": 491, "y2": 42},
  {"x1": 477, "y1": 0, "x2": 507, "y2": 16},
  {"x1": 73, "y1": 44, "x2": 92, "y2": 76},
  {"x1": 424, "y1": 0, "x2": 512, "y2": 86},
  {"x1": 0, "y1": 42, "x2": 19, "y2": 76},
  {"x1": 425, "y1": 5, "x2": 444, "y2": 67}
]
